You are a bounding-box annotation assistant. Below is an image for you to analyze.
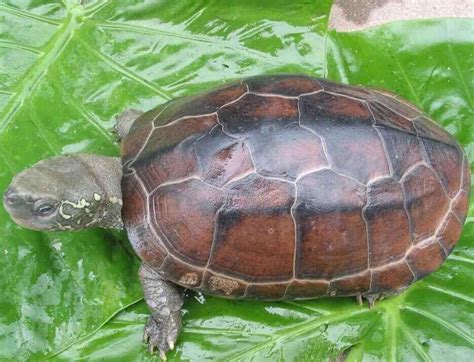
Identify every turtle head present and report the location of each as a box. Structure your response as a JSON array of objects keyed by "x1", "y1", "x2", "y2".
[{"x1": 3, "y1": 154, "x2": 123, "y2": 231}]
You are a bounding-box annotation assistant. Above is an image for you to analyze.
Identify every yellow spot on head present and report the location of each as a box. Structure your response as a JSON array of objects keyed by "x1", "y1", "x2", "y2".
[{"x1": 109, "y1": 196, "x2": 123, "y2": 205}]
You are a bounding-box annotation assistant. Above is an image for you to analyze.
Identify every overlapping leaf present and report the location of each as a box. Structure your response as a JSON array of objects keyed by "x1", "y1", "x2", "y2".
[{"x1": 0, "y1": 1, "x2": 472, "y2": 360}]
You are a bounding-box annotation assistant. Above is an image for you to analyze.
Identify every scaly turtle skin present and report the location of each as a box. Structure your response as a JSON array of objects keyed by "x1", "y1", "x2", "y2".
[{"x1": 3, "y1": 75, "x2": 470, "y2": 358}]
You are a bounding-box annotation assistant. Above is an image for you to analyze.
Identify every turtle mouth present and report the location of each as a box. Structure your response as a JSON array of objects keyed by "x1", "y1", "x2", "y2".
[
  {"x1": 3, "y1": 186, "x2": 20, "y2": 209},
  {"x1": 4, "y1": 207, "x2": 51, "y2": 231},
  {"x1": 8, "y1": 214, "x2": 40, "y2": 230},
  {"x1": 3, "y1": 187, "x2": 39, "y2": 230}
]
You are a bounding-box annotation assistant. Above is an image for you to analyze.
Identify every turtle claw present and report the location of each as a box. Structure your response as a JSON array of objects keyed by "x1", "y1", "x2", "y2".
[
  {"x1": 143, "y1": 314, "x2": 180, "y2": 359},
  {"x1": 364, "y1": 294, "x2": 380, "y2": 309}
]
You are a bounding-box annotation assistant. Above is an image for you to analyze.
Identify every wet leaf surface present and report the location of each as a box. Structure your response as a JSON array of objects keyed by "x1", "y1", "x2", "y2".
[{"x1": 0, "y1": 1, "x2": 472, "y2": 360}]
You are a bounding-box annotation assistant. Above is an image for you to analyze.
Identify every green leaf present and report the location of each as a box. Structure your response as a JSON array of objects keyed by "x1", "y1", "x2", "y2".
[{"x1": 0, "y1": 1, "x2": 472, "y2": 361}]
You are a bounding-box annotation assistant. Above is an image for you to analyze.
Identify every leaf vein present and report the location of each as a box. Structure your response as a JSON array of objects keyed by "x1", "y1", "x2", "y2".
[
  {"x1": 61, "y1": 90, "x2": 117, "y2": 144},
  {"x1": 391, "y1": 52, "x2": 423, "y2": 107},
  {"x1": 79, "y1": 40, "x2": 173, "y2": 101},
  {"x1": 95, "y1": 21, "x2": 285, "y2": 66},
  {"x1": 0, "y1": 4, "x2": 62, "y2": 26},
  {"x1": 0, "y1": 40, "x2": 42, "y2": 55},
  {"x1": 448, "y1": 254, "x2": 474, "y2": 265},
  {"x1": 403, "y1": 306, "x2": 473, "y2": 344},
  {"x1": 447, "y1": 42, "x2": 473, "y2": 109},
  {"x1": 399, "y1": 321, "x2": 432, "y2": 362},
  {"x1": 425, "y1": 284, "x2": 474, "y2": 304}
]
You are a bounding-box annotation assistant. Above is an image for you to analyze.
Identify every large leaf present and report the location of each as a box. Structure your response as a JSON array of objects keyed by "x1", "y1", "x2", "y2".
[{"x1": 0, "y1": 1, "x2": 472, "y2": 360}]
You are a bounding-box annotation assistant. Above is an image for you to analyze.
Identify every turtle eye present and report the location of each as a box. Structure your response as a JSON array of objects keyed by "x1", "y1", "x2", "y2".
[{"x1": 34, "y1": 200, "x2": 57, "y2": 216}]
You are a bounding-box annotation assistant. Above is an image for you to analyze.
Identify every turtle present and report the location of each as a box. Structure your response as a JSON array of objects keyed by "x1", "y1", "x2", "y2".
[{"x1": 3, "y1": 75, "x2": 470, "y2": 359}]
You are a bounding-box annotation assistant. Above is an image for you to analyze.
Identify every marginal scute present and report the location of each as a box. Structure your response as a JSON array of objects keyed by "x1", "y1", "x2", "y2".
[
  {"x1": 369, "y1": 91, "x2": 421, "y2": 119},
  {"x1": 162, "y1": 257, "x2": 204, "y2": 288},
  {"x1": 121, "y1": 173, "x2": 147, "y2": 228},
  {"x1": 121, "y1": 118, "x2": 154, "y2": 169},
  {"x1": 301, "y1": 91, "x2": 372, "y2": 121},
  {"x1": 201, "y1": 271, "x2": 247, "y2": 297},
  {"x1": 407, "y1": 240, "x2": 446, "y2": 279},
  {"x1": 402, "y1": 164, "x2": 450, "y2": 243},
  {"x1": 154, "y1": 82, "x2": 248, "y2": 127},
  {"x1": 369, "y1": 101, "x2": 416, "y2": 133},
  {"x1": 246, "y1": 283, "x2": 287, "y2": 300},
  {"x1": 127, "y1": 105, "x2": 163, "y2": 134},
  {"x1": 127, "y1": 226, "x2": 168, "y2": 270},
  {"x1": 371, "y1": 262, "x2": 414, "y2": 293},
  {"x1": 285, "y1": 280, "x2": 329, "y2": 299},
  {"x1": 245, "y1": 123, "x2": 328, "y2": 180},
  {"x1": 294, "y1": 169, "x2": 368, "y2": 279},
  {"x1": 452, "y1": 190, "x2": 469, "y2": 223},
  {"x1": 300, "y1": 92, "x2": 390, "y2": 183},
  {"x1": 209, "y1": 174, "x2": 295, "y2": 282},
  {"x1": 122, "y1": 173, "x2": 168, "y2": 269},
  {"x1": 317, "y1": 80, "x2": 372, "y2": 99},
  {"x1": 365, "y1": 177, "x2": 411, "y2": 267},
  {"x1": 195, "y1": 126, "x2": 254, "y2": 187},
  {"x1": 436, "y1": 212, "x2": 463, "y2": 254},
  {"x1": 218, "y1": 93, "x2": 299, "y2": 136},
  {"x1": 462, "y1": 155, "x2": 471, "y2": 192},
  {"x1": 413, "y1": 116, "x2": 459, "y2": 147},
  {"x1": 419, "y1": 137, "x2": 463, "y2": 198},
  {"x1": 151, "y1": 179, "x2": 224, "y2": 265},
  {"x1": 376, "y1": 128, "x2": 424, "y2": 180},
  {"x1": 328, "y1": 271, "x2": 371, "y2": 296},
  {"x1": 247, "y1": 74, "x2": 322, "y2": 96}
]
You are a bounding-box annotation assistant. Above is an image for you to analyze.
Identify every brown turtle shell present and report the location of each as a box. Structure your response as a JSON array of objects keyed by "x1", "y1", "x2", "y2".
[{"x1": 121, "y1": 75, "x2": 470, "y2": 300}]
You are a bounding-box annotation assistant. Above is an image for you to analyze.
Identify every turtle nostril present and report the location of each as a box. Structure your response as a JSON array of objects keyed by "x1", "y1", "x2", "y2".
[{"x1": 3, "y1": 187, "x2": 19, "y2": 206}]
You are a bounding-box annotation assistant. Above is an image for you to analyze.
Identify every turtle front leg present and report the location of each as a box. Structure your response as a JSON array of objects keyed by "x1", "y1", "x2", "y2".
[
  {"x1": 114, "y1": 109, "x2": 144, "y2": 141},
  {"x1": 139, "y1": 264, "x2": 184, "y2": 359}
]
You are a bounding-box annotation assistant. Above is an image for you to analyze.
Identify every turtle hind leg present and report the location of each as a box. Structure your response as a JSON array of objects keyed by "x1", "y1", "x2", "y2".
[
  {"x1": 355, "y1": 293, "x2": 381, "y2": 309},
  {"x1": 139, "y1": 264, "x2": 184, "y2": 360},
  {"x1": 114, "y1": 109, "x2": 144, "y2": 141},
  {"x1": 364, "y1": 294, "x2": 381, "y2": 309}
]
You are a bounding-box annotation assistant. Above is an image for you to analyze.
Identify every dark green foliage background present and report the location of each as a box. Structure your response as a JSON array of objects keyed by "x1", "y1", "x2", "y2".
[{"x1": 0, "y1": 1, "x2": 472, "y2": 360}]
